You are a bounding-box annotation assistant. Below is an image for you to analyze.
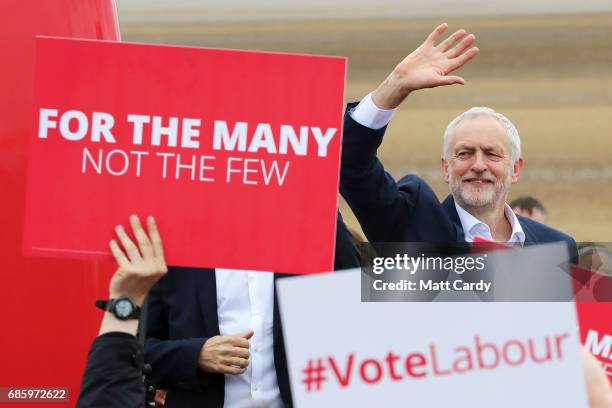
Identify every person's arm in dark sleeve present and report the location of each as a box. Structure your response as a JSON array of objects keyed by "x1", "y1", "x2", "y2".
[
  {"x1": 334, "y1": 210, "x2": 361, "y2": 269},
  {"x1": 76, "y1": 332, "x2": 143, "y2": 408},
  {"x1": 340, "y1": 24, "x2": 479, "y2": 242},
  {"x1": 77, "y1": 214, "x2": 168, "y2": 407},
  {"x1": 569, "y1": 237, "x2": 579, "y2": 265},
  {"x1": 340, "y1": 98, "x2": 416, "y2": 242}
]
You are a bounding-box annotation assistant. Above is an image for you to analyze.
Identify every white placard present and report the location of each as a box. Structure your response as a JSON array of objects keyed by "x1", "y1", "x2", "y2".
[{"x1": 277, "y1": 269, "x2": 588, "y2": 407}]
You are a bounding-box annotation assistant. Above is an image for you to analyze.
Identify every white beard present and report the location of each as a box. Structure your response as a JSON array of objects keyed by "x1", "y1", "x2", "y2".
[{"x1": 450, "y1": 171, "x2": 511, "y2": 210}]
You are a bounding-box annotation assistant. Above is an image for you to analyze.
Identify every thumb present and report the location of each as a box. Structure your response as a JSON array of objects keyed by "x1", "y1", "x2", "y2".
[{"x1": 441, "y1": 75, "x2": 465, "y2": 86}]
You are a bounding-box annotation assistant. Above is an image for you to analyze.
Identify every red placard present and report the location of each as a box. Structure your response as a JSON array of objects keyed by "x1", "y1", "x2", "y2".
[
  {"x1": 24, "y1": 37, "x2": 346, "y2": 274},
  {"x1": 577, "y1": 302, "x2": 612, "y2": 383},
  {"x1": 574, "y1": 267, "x2": 612, "y2": 384},
  {"x1": 0, "y1": 1, "x2": 120, "y2": 405}
]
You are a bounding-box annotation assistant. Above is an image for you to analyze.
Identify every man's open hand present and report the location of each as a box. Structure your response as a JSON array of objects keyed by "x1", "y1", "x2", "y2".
[
  {"x1": 198, "y1": 330, "x2": 254, "y2": 375},
  {"x1": 373, "y1": 23, "x2": 479, "y2": 109},
  {"x1": 108, "y1": 215, "x2": 168, "y2": 306}
]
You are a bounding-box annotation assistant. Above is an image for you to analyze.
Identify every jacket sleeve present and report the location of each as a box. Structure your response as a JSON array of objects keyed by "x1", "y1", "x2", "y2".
[
  {"x1": 76, "y1": 332, "x2": 144, "y2": 408},
  {"x1": 568, "y1": 238, "x2": 579, "y2": 265},
  {"x1": 340, "y1": 105, "x2": 417, "y2": 242},
  {"x1": 144, "y1": 276, "x2": 214, "y2": 391},
  {"x1": 334, "y1": 210, "x2": 361, "y2": 270}
]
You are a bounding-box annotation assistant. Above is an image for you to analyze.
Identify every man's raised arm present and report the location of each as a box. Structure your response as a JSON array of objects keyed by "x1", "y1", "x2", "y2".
[{"x1": 340, "y1": 24, "x2": 479, "y2": 242}]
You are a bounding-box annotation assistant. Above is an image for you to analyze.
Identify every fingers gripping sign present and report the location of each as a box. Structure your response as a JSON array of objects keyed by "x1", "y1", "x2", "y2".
[
  {"x1": 108, "y1": 215, "x2": 168, "y2": 306},
  {"x1": 199, "y1": 330, "x2": 255, "y2": 375},
  {"x1": 373, "y1": 23, "x2": 480, "y2": 109}
]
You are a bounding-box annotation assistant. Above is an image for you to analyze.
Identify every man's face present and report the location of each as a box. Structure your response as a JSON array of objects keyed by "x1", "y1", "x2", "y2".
[{"x1": 441, "y1": 116, "x2": 524, "y2": 210}]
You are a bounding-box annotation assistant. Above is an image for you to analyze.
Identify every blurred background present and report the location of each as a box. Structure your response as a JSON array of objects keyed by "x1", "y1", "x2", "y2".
[{"x1": 117, "y1": 1, "x2": 612, "y2": 241}]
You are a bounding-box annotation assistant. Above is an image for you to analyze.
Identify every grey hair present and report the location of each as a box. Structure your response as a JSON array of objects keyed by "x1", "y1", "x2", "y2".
[{"x1": 442, "y1": 107, "x2": 521, "y2": 162}]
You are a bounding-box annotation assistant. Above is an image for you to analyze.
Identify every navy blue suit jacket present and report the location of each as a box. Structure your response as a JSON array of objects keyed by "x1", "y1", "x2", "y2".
[
  {"x1": 340, "y1": 106, "x2": 577, "y2": 253},
  {"x1": 144, "y1": 213, "x2": 360, "y2": 408}
]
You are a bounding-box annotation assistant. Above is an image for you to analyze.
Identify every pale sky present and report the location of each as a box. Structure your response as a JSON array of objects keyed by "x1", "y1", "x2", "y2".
[{"x1": 117, "y1": 0, "x2": 612, "y2": 22}]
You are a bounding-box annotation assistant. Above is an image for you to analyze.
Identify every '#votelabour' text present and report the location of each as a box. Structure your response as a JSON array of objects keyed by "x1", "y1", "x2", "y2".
[{"x1": 301, "y1": 333, "x2": 571, "y2": 392}]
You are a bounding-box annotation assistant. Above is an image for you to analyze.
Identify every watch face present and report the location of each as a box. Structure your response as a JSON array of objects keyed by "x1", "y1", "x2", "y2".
[{"x1": 115, "y1": 299, "x2": 134, "y2": 318}]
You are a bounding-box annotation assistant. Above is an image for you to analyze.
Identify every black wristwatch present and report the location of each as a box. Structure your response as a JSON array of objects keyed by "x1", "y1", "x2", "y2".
[{"x1": 95, "y1": 297, "x2": 141, "y2": 320}]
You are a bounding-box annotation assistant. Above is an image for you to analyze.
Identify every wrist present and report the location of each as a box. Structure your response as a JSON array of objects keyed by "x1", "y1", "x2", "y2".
[
  {"x1": 373, "y1": 73, "x2": 412, "y2": 110},
  {"x1": 98, "y1": 312, "x2": 139, "y2": 336}
]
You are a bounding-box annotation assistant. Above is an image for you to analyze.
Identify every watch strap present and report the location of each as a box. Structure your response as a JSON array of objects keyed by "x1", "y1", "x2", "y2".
[{"x1": 95, "y1": 299, "x2": 110, "y2": 311}]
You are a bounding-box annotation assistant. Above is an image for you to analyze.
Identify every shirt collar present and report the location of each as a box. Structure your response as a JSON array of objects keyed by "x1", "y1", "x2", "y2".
[
  {"x1": 454, "y1": 201, "x2": 525, "y2": 245},
  {"x1": 503, "y1": 204, "x2": 526, "y2": 244}
]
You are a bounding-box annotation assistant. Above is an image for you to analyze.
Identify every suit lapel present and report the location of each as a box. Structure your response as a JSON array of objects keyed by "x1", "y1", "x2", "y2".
[
  {"x1": 195, "y1": 268, "x2": 220, "y2": 336},
  {"x1": 517, "y1": 216, "x2": 536, "y2": 245},
  {"x1": 272, "y1": 273, "x2": 291, "y2": 345},
  {"x1": 441, "y1": 195, "x2": 466, "y2": 242}
]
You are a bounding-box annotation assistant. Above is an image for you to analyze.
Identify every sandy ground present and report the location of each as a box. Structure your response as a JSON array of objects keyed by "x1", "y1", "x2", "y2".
[
  {"x1": 116, "y1": 1, "x2": 612, "y2": 22},
  {"x1": 121, "y1": 13, "x2": 612, "y2": 241}
]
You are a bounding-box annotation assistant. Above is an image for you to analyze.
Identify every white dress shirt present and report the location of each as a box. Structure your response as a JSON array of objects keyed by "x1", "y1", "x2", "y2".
[
  {"x1": 350, "y1": 92, "x2": 526, "y2": 245},
  {"x1": 454, "y1": 202, "x2": 525, "y2": 245},
  {"x1": 351, "y1": 92, "x2": 395, "y2": 130},
  {"x1": 215, "y1": 269, "x2": 283, "y2": 408}
]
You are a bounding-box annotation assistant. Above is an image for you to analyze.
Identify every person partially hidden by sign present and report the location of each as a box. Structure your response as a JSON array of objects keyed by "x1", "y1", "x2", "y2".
[{"x1": 143, "y1": 212, "x2": 360, "y2": 407}]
